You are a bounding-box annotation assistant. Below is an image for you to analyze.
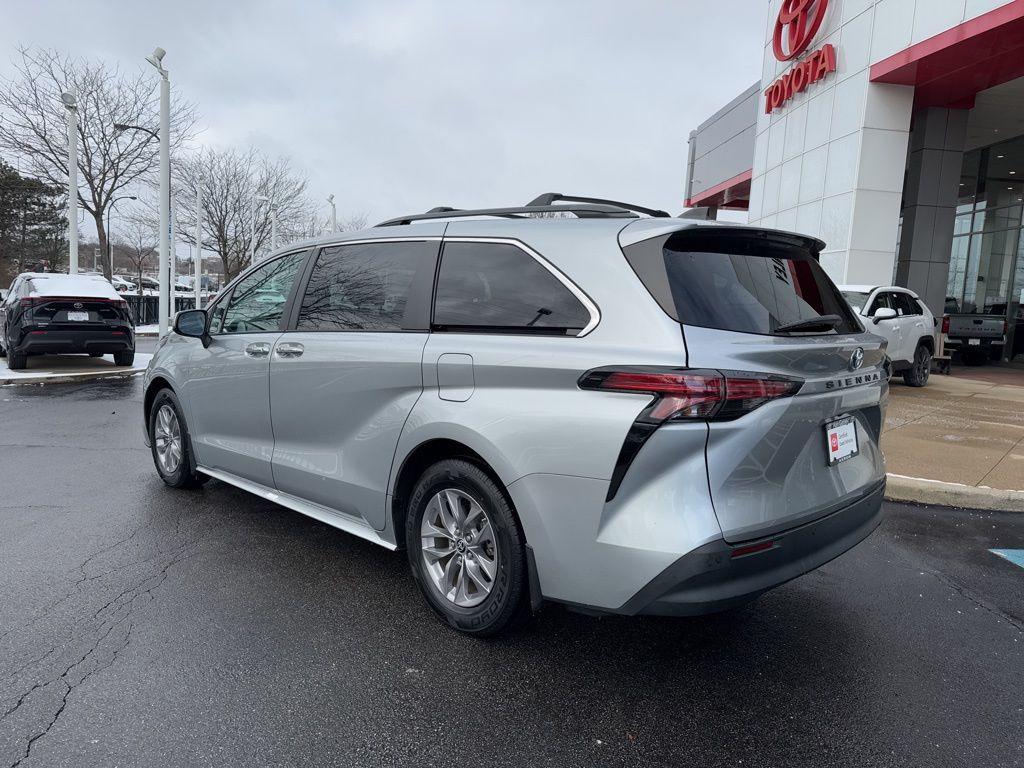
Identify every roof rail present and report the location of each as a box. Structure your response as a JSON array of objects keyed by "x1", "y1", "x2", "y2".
[
  {"x1": 376, "y1": 204, "x2": 638, "y2": 227},
  {"x1": 526, "y1": 193, "x2": 671, "y2": 218}
]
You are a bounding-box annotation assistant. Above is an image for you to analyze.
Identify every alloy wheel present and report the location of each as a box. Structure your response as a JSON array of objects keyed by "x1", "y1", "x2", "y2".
[
  {"x1": 420, "y1": 488, "x2": 499, "y2": 608},
  {"x1": 154, "y1": 403, "x2": 183, "y2": 475}
]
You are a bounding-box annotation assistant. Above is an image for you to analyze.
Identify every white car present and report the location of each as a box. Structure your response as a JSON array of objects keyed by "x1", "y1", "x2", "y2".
[
  {"x1": 111, "y1": 275, "x2": 137, "y2": 292},
  {"x1": 839, "y1": 284, "x2": 937, "y2": 387}
]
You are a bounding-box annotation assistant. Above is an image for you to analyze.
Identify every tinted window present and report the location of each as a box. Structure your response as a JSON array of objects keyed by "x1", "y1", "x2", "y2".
[
  {"x1": 433, "y1": 242, "x2": 590, "y2": 334},
  {"x1": 220, "y1": 251, "x2": 306, "y2": 333},
  {"x1": 869, "y1": 292, "x2": 893, "y2": 314},
  {"x1": 297, "y1": 241, "x2": 431, "y2": 331},
  {"x1": 894, "y1": 292, "x2": 921, "y2": 316},
  {"x1": 624, "y1": 232, "x2": 860, "y2": 336}
]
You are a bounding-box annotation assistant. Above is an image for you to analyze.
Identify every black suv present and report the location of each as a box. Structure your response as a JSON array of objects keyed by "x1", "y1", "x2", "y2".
[{"x1": 0, "y1": 273, "x2": 135, "y2": 369}]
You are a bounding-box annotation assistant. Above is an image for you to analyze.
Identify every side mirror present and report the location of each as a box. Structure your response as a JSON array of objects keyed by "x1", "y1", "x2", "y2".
[
  {"x1": 873, "y1": 307, "x2": 898, "y2": 324},
  {"x1": 174, "y1": 309, "x2": 208, "y2": 340}
]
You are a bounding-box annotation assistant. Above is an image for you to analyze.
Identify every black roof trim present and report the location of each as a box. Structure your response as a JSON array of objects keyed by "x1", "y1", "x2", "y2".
[
  {"x1": 376, "y1": 204, "x2": 638, "y2": 227},
  {"x1": 526, "y1": 193, "x2": 671, "y2": 218}
]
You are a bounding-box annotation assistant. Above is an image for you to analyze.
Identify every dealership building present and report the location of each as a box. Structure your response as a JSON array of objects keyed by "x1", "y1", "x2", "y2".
[{"x1": 685, "y1": 0, "x2": 1024, "y2": 360}]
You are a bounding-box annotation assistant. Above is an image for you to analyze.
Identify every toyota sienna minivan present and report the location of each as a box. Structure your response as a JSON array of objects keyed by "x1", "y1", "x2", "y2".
[{"x1": 143, "y1": 195, "x2": 888, "y2": 636}]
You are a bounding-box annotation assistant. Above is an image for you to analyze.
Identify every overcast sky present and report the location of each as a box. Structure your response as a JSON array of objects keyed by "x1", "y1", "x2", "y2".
[{"x1": 1, "y1": 0, "x2": 763, "y2": 228}]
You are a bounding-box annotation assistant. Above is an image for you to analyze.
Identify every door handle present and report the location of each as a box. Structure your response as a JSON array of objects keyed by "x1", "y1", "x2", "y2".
[
  {"x1": 275, "y1": 341, "x2": 304, "y2": 359},
  {"x1": 244, "y1": 341, "x2": 272, "y2": 358}
]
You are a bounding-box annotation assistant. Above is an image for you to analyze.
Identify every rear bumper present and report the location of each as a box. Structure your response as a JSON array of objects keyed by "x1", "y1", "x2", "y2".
[
  {"x1": 616, "y1": 479, "x2": 885, "y2": 616},
  {"x1": 14, "y1": 327, "x2": 134, "y2": 354}
]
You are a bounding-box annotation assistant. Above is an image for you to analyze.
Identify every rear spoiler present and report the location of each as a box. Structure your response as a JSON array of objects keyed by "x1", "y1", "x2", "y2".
[{"x1": 618, "y1": 219, "x2": 827, "y2": 254}]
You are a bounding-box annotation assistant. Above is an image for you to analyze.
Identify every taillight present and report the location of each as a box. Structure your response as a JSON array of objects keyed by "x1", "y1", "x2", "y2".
[
  {"x1": 19, "y1": 297, "x2": 38, "y2": 308},
  {"x1": 580, "y1": 367, "x2": 803, "y2": 503},
  {"x1": 941, "y1": 315, "x2": 950, "y2": 335},
  {"x1": 578, "y1": 368, "x2": 801, "y2": 423},
  {"x1": 1004, "y1": 320, "x2": 1009, "y2": 336}
]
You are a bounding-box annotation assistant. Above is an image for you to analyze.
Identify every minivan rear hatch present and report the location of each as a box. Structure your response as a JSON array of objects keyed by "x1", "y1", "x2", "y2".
[{"x1": 621, "y1": 224, "x2": 887, "y2": 543}]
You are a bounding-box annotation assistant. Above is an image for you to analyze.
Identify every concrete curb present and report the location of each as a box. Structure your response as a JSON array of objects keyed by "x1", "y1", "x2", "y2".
[
  {"x1": 0, "y1": 368, "x2": 145, "y2": 386},
  {"x1": 885, "y1": 473, "x2": 1024, "y2": 512}
]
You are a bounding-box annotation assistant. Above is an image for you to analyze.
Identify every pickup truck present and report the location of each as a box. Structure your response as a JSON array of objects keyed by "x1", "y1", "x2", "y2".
[{"x1": 942, "y1": 313, "x2": 1007, "y2": 365}]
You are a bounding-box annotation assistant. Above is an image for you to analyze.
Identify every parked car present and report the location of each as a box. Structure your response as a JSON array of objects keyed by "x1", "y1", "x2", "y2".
[
  {"x1": 839, "y1": 285, "x2": 937, "y2": 386},
  {"x1": 144, "y1": 196, "x2": 888, "y2": 636},
  {"x1": 111, "y1": 275, "x2": 137, "y2": 293},
  {"x1": 1, "y1": 272, "x2": 135, "y2": 369}
]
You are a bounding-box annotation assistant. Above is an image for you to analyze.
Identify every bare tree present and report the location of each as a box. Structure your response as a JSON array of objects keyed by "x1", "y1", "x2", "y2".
[
  {"x1": 0, "y1": 47, "x2": 198, "y2": 279},
  {"x1": 173, "y1": 147, "x2": 312, "y2": 281},
  {"x1": 117, "y1": 213, "x2": 158, "y2": 294}
]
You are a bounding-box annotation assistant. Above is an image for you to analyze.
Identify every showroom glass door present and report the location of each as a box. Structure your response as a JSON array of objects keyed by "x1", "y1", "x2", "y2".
[{"x1": 948, "y1": 140, "x2": 1024, "y2": 361}]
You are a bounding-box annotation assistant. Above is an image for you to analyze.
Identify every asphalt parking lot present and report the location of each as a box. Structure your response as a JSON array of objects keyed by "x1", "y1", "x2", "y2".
[{"x1": 1, "y1": 378, "x2": 1022, "y2": 768}]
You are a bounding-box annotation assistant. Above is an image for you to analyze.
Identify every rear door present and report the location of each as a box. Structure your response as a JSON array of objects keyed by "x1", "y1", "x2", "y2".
[
  {"x1": 622, "y1": 227, "x2": 887, "y2": 542},
  {"x1": 268, "y1": 236, "x2": 440, "y2": 530},
  {"x1": 184, "y1": 251, "x2": 308, "y2": 486},
  {"x1": 894, "y1": 291, "x2": 929, "y2": 355}
]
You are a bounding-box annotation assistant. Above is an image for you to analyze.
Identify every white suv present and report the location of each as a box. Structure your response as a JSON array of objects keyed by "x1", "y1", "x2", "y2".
[{"x1": 840, "y1": 285, "x2": 937, "y2": 387}]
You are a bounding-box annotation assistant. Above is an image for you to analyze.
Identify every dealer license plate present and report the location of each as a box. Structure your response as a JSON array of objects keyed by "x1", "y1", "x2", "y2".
[
  {"x1": 67, "y1": 311, "x2": 89, "y2": 322},
  {"x1": 825, "y1": 416, "x2": 859, "y2": 466}
]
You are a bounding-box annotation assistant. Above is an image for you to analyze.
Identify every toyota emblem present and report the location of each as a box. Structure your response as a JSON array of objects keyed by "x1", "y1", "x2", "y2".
[
  {"x1": 773, "y1": 0, "x2": 829, "y2": 61},
  {"x1": 73, "y1": 302, "x2": 83, "y2": 309},
  {"x1": 849, "y1": 348, "x2": 864, "y2": 371}
]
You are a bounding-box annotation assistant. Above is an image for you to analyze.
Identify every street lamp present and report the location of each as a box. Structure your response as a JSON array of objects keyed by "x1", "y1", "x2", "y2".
[
  {"x1": 61, "y1": 92, "x2": 78, "y2": 274},
  {"x1": 256, "y1": 194, "x2": 277, "y2": 252},
  {"x1": 145, "y1": 46, "x2": 171, "y2": 337},
  {"x1": 106, "y1": 195, "x2": 138, "y2": 280},
  {"x1": 327, "y1": 194, "x2": 337, "y2": 233},
  {"x1": 194, "y1": 178, "x2": 203, "y2": 309}
]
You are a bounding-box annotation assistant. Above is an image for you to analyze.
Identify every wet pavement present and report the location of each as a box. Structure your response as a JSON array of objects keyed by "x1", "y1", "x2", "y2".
[{"x1": 1, "y1": 378, "x2": 1022, "y2": 767}]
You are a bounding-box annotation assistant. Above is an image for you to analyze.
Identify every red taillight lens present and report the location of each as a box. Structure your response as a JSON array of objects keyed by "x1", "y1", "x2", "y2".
[
  {"x1": 941, "y1": 315, "x2": 950, "y2": 335},
  {"x1": 579, "y1": 368, "x2": 802, "y2": 423},
  {"x1": 19, "y1": 297, "x2": 38, "y2": 308}
]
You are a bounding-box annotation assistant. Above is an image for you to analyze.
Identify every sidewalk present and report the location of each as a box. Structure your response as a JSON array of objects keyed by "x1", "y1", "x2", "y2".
[
  {"x1": 883, "y1": 372, "x2": 1024, "y2": 509},
  {"x1": 0, "y1": 353, "x2": 152, "y2": 385}
]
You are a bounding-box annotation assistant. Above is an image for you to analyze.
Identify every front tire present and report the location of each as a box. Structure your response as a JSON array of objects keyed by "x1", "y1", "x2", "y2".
[
  {"x1": 406, "y1": 459, "x2": 530, "y2": 637},
  {"x1": 148, "y1": 388, "x2": 208, "y2": 489},
  {"x1": 7, "y1": 350, "x2": 26, "y2": 370},
  {"x1": 903, "y1": 344, "x2": 931, "y2": 387}
]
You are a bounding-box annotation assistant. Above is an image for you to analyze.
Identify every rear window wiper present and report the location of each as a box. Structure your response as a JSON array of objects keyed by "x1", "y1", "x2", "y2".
[{"x1": 773, "y1": 314, "x2": 843, "y2": 334}]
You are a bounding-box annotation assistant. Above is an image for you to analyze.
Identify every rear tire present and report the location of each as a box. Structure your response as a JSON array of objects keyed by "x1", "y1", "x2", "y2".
[
  {"x1": 406, "y1": 459, "x2": 530, "y2": 637},
  {"x1": 7, "y1": 350, "x2": 26, "y2": 370},
  {"x1": 148, "y1": 388, "x2": 208, "y2": 489},
  {"x1": 114, "y1": 350, "x2": 135, "y2": 366},
  {"x1": 903, "y1": 344, "x2": 931, "y2": 387}
]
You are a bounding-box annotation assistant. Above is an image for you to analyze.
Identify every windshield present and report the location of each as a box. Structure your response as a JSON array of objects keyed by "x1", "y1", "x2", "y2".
[{"x1": 841, "y1": 291, "x2": 871, "y2": 314}]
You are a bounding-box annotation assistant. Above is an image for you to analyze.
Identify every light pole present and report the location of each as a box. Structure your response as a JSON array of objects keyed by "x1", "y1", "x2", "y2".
[
  {"x1": 145, "y1": 46, "x2": 170, "y2": 336},
  {"x1": 327, "y1": 194, "x2": 336, "y2": 233},
  {"x1": 256, "y1": 194, "x2": 276, "y2": 252},
  {"x1": 106, "y1": 195, "x2": 138, "y2": 280},
  {"x1": 61, "y1": 93, "x2": 78, "y2": 274},
  {"x1": 194, "y1": 178, "x2": 203, "y2": 308}
]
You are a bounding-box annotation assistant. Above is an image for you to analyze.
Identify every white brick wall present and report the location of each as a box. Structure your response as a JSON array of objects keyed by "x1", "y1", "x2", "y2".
[{"x1": 748, "y1": 0, "x2": 1013, "y2": 284}]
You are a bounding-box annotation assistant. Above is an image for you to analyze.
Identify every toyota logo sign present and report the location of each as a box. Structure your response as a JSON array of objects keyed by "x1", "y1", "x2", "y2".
[{"x1": 773, "y1": 0, "x2": 828, "y2": 61}]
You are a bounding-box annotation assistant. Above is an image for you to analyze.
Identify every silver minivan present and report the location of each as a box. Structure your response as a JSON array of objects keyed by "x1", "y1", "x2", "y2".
[{"x1": 144, "y1": 196, "x2": 888, "y2": 636}]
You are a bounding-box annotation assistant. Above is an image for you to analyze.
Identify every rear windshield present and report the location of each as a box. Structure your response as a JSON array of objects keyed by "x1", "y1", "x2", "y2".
[
  {"x1": 840, "y1": 290, "x2": 871, "y2": 314},
  {"x1": 623, "y1": 231, "x2": 862, "y2": 336}
]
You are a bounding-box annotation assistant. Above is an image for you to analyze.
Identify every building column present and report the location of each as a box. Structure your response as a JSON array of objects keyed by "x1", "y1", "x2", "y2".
[{"x1": 895, "y1": 108, "x2": 969, "y2": 316}]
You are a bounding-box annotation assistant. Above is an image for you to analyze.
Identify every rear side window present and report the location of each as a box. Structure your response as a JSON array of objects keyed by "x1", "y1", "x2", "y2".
[
  {"x1": 894, "y1": 293, "x2": 921, "y2": 316},
  {"x1": 623, "y1": 232, "x2": 861, "y2": 336},
  {"x1": 433, "y1": 241, "x2": 590, "y2": 334},
  {"x1": 296, "y1": 241, "x2": 434, "y2": 331}
]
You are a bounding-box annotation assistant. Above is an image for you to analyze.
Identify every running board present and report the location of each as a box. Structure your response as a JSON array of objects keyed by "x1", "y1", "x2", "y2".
[{"x1": 196, "y1": 466, "x2": 397, "y2": 551}]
